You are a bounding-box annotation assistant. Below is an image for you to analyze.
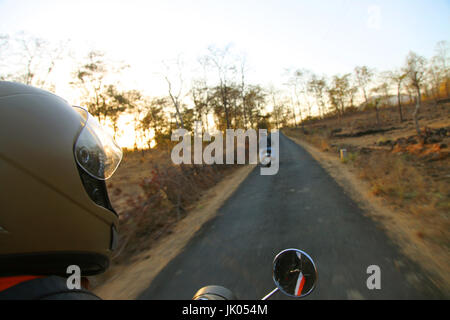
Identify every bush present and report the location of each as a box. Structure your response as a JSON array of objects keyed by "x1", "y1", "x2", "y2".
[{"x1": 111, "y1": 148, "x2": 236, "y2": 263}]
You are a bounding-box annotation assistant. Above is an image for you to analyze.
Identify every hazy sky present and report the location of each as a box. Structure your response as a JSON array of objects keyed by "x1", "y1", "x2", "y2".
[
  {"x1": 1, "y1": 0, "x2": 449, "y2": 96},
  {"x1": 1, "y1": 0, "x2": 448, "y2": 147}
]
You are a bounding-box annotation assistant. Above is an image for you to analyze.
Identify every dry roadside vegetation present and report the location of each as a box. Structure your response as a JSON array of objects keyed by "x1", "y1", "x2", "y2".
[
  {"x1": 90, "y1": 145, "x2": 239, "y2": 288},
  {"x1": 284, "y1": 100, "x2": 450, "y2": 291}
]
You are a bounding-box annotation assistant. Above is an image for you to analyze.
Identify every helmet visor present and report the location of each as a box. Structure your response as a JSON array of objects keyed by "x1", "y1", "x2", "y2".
[{"x1": 73, "y1": 106, "x2": 122, "y2": 180}]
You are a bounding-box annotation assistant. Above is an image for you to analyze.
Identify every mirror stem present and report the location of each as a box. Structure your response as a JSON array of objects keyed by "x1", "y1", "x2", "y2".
[{"x1": 261, "y1": 287, "x2": 278, "y2": 300}]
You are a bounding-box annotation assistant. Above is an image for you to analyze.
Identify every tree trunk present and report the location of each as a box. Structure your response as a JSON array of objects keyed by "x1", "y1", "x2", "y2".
[
  {"x1": 413, "y1": 86, "x2": 422, "y2": 135},
  {"x1": 241, "y1": 77, "x2": 247, "y2": 129},
  {"x1": 375, "y1": 105, "x2": 380, "y2": 127},
  {"x1": 221, "y1": 86, "x2": 230, "y2": 129},
  {"x1": 297, "y1": 105, "x2": 305, "y2": 133},
  {"x1": 397, "y1": 85, "x2": 404, "y2": 122},
  {"x1": 174, "y1": 101, "x2": 184, "y2": 129},
  {"x1": 292, "y1": 106, "x2": 297, "y2": 127},
  {"x1": 446, "y1": 79, "x2": 449, "y2": 98},
  {"x1": 363, "y1": 88, "x2": 368, "y2": 108}
]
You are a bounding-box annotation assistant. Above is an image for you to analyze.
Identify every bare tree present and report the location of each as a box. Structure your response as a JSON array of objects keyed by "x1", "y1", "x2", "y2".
[
  {"x1": 191, "y1": 56, "x2": 215, "y2": 132},
  {"x1": 327, "y1": 74, "x2": 352, "y2": 118},
  {"x1": 307, "y1": 74, "x2": 328, "y2": 118},
  {"x1": 425, "y1": 57, "x2": 442, "y2": 104},
  {"x1": 370, "y1": 86, "x2": 383, "y2": 126},
  {"x1": 104, "y1": 85, "x2": 135, "y2": 141},
  {"x1": 243, "y1": 85, "x2": 266, "y2": 129},
  {"x1": 285, "y1": 69, "x2": 311, "y2": 131},
  {"x1": 203, "y1": 45, "x2": 238, "y2": 129},
  {"x1": 208, "y1": 83, "x2": 241, "y2": 131},
  {"x1": 433, "y1": 41, "x2": 449, "y2": 97},
  {"x1": 163, "y1": 56, "x2": 186, "y2": 129},
  {"x1": 388, "y1": 69, "x2": 407, "y2": 122},
  {"x1": 70, "y1": 50, "x2": 128, "y2": 124},
  {"x1": 370, "y1": 75, "x2": 390, "y2": 127},
  {"x1": 190, "y1": 78, "x2": 210, "y2": 132},
  {"x1": 1, "y1": 32, "x2": 68, "y2": 90},
  {"x1": 71, "y1": 51, "x2": 109, "y2": 123},
  {"x1": 140, "y1": 97, "x2": 169, "y2": 148},
  {"x1": 404, "y1": 51, "x2": 427, "y2": 135},
  {"x1": 268, "y1": 85, "x2": 283, "y2": 129},
  {"x1": 125, "y1": 90, "x2": 144, "y2": 148},
  {"x1": 239, "y1": 54, "x2": 249, "y2": 128},
  {"x1": 16, "y1": 33, "x2": 48, "y2": 85},
  {"x1": 354, "y1": 66, "x2": 374, "y2": 108}
]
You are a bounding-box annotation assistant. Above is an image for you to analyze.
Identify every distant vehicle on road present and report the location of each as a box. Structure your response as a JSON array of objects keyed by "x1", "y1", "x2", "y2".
[
  {"x1": 259, "y1": 134, "x2": 273, "y2": 167},
  {"x1": 259, "y1": 146, "x2": 272, "y2": 167}
]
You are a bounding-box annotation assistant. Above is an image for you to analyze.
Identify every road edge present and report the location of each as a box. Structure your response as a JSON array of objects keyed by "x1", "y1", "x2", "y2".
[
  {"x1": 283, "y1": 132, "x2": 449, "y2": 298},
  {"x1": 93, "y1": 164, "x2": 256, "y2": 300}
]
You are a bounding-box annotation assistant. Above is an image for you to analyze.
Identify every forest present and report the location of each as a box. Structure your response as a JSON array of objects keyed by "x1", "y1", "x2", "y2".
[{"x1": 1, "y1": 32, "x2": 449, "y2": 150}]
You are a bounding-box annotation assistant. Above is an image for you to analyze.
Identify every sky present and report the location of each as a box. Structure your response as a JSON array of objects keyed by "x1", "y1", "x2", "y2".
[
  {"x1": 0, "y1": 0, "x2": 449, "y2": 146},
  {"x1": 1, "y1": 0, "x2": 449, "y2": 89}
]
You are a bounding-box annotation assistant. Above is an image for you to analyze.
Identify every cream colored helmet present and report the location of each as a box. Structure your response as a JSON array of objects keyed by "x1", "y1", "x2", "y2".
[{"x1": 0, "y1": 81, "x2": 122, "y2": 276}]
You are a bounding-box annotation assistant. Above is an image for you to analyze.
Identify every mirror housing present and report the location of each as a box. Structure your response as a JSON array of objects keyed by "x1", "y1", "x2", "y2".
[{"x1": 272, "y1": 249, "x2": 318, "y2": 298}]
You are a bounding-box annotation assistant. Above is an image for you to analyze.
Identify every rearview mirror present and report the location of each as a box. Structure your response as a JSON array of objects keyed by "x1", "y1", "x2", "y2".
[{"x1": 272, "y1": 249, "x2": 318, "y2": 298}]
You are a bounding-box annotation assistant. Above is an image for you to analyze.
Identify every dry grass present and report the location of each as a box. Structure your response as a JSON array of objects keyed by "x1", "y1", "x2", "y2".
[
  {"x1": 288, "y1": 128, "x2": 332, "y2": 152},
  {"x1": 286, "y1": 123, "x2": 449, "y2": 223},
  {"x1": 356, "y1": 152, "x2": 449, "y2": 233},
  {"x1": 105, "y1": 147, "x2": 237, "y2": 264},
  {"x1": 358, "y1": 153, "x2": 426, "y2": 199},
  {"x1": 283, "y1": 102, "x2": 450, "y2": 293}
]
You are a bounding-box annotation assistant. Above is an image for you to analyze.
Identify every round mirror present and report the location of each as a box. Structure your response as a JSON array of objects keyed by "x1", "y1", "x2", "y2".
[{"x1": 273, "y1": 249, "x2": 318, "y2": 298}]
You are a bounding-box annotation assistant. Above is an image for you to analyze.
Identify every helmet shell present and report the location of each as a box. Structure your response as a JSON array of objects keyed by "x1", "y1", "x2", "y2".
[{"x1": 0, "y1": 82, "x2": 119, "y2": 276}]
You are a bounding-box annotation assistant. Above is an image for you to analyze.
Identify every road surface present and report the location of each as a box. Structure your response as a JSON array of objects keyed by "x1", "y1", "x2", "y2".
[{"x1": 139, "y1": 132, "x2": 442, "y2": 299}]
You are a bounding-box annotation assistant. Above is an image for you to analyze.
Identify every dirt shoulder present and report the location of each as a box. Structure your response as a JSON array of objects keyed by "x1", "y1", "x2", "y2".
[
  {"x1": 93, "y1": 164, "x2": 256, "y2": 300},
  {"x1": 284, "y1": 132, "x2": 450, "y2": 296}
]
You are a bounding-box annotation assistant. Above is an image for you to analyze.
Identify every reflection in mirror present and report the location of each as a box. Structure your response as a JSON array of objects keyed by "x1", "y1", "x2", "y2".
[{"x1": 273, "y1": 249, "x2": 317, "y2": 298}]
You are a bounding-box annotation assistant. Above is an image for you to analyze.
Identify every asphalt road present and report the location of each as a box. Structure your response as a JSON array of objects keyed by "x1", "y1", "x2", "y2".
[{"x1": 139, "y1": 132, "x2": 442, "y2": 300}]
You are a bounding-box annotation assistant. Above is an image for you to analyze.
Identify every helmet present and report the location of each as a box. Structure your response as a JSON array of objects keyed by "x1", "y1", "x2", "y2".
[{"x1": 0, "y1": 81, "x2": 122, "y2": 276}]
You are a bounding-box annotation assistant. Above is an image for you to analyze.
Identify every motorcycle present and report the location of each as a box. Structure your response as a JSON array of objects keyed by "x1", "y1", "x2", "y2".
[
  {"x1": 193, "y1": 248, "x2": 318, "y2": 300},
  {"x1": 259, "y1": 146, "x2": 273, "y2": 168}
]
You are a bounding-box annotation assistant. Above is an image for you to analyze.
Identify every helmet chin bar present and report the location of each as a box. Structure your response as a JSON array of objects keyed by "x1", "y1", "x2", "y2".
[{"x1": 77, "y1": 164, "x2": 117, "y2": 216}]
